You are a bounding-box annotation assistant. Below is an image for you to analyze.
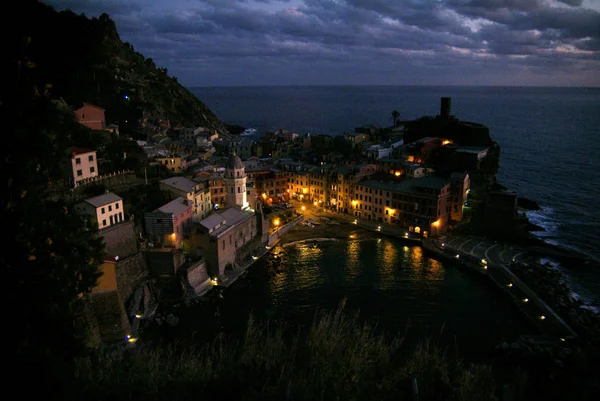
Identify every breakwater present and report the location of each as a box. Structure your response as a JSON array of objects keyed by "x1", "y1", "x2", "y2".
[{"x1": 422, "y1": 239, "x2": 577, "y2": 344}]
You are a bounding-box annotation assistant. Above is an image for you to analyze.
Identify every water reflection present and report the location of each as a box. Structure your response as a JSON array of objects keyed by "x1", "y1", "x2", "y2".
[
  {"x1": 292, "y1": 243, "x2": 324, "y2": 291},
  {"x1": 379, "y1": 240, "x2": 397, "y2": 290},
  {"x1": 426, "y1": 258, "x2": 444, "y2": 281},
  {"x1": 345, "y1": 240, "x2": 361, "y2": 282},
  {"x1": 410, "y1": 246, "x2": 424, "y2": 267}
]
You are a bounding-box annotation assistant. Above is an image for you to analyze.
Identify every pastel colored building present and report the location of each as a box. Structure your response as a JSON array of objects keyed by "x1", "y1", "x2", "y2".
[
  {"x1": 73, "y1": 103, "x2": 106, "y2": 130},
  {"x1": 352, "y1": 176, "x2": 452, "y2": 237},
  {"x1": 160, "y1": 176, "x2": 212, "y2": 221},
  {"x1": 74, "y1": 192, "x2": 125, "y2": 230},
  {"x1": 67, "y1": 147, "x2": 98, "y2": 187},
  {"x1": 144, "y1": 197, "x2": 193, "y2": 248},
  {"x1": 198, "y1": 208, "x2": 258, "y2": 278}
]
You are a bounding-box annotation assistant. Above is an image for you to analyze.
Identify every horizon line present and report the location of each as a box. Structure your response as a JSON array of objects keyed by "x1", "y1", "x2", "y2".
[{"x1": 187, "y1": 84, "x2": 600, "y2": 89}]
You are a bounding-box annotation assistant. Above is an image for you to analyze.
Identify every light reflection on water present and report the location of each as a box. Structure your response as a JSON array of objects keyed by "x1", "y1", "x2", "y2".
[
  {"x1": 345, "y1": 240, "x2": 361, "y2": 283},
  {"x1": 221, "y1": 237, "x2": 533, "y2": 357}
]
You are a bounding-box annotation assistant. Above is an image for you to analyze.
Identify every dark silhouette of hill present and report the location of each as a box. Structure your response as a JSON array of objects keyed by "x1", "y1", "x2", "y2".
[{"x1": 6, "y1": 0, "x2": 227, "y2": 134}]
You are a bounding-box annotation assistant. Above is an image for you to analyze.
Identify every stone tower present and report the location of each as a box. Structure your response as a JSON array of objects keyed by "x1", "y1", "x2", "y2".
[{"x1": 224, "y1": 152, "x2": 248, "y2": 209}]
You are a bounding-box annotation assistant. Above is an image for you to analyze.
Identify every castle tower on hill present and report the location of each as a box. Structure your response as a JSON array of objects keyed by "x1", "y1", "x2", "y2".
[{"x1": 224, "y1": 152, "x2": 248, "y2": 209}]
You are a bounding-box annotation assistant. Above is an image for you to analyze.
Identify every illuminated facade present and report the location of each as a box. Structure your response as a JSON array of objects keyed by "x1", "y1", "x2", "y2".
[
  {"x1": 352, "y1": 176, "x2": 453, "y2": 237},
  {"x1": 224, "y1": 152, "x2": 248, "y2": 209}
]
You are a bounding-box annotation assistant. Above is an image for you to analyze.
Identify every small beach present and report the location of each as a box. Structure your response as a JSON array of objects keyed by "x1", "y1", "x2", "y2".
[{"x1": 275, "y1": 216, "x2": 377, "y2": 246}]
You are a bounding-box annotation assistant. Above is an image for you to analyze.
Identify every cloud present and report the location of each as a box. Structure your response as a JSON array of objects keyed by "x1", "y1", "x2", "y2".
[{"x1": 43, "y1": 0, "x2": 600, "y2": 86}]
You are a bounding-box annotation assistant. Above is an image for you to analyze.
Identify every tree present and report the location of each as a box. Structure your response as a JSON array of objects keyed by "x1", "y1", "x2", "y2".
[
  {"x1": 391, "y1": 109, "x2": 400, "y2": 127},
  {"x1": 2, "y1": 30, "x2": 104, "y2": 396}
]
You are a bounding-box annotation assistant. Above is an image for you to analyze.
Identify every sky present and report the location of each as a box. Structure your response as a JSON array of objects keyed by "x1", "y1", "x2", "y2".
[{"x1": 46, "y1": 0, "x2": 600, "y2": 87}]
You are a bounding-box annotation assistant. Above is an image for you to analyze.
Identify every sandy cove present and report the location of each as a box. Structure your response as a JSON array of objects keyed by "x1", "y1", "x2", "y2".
[{"x1": 275, "y1": 217, "x2": 378, "y2": 246}]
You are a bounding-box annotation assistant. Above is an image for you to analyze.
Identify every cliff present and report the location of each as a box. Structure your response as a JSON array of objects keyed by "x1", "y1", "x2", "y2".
[{"x1": 9, "y1": 0, "x2": 227, "y2": 134}]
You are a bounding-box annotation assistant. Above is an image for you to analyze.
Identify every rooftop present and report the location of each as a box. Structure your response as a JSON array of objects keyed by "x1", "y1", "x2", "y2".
[
  {"x1": 155, "y1": 197, "x2": 191, "y2": 216},
  {"x1": 67, "y1": 147, "x2": 95, "y2": 156},
  {"x1": 201, "y1": 208, "x2": 254, "y2": 238},
  {"x1": 200, "y1": 213, "x2": 226, "y2": 230},
  {"x1": 359, "y1": 176, "x2": 449, "y2": 193},
  {"x1": 160, "y1": 176, "x2": 198, "y2": 193},
  {"x1": 84, "y1": 192, "x2": 123, "y2": 208}
]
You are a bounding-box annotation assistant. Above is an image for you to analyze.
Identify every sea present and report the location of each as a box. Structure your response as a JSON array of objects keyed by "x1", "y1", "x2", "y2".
[
  {"x1": 168, "y1": 238, "x2": 533, "y2": 359},
  {"x1": 191, "y1": 86, "x2": 600, "y2": 301}
]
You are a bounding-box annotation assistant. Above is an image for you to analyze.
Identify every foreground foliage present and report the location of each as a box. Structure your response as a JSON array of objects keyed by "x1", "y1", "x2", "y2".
[{"x1": 75, "y1": 303, "x2": 503, "y2": 401}]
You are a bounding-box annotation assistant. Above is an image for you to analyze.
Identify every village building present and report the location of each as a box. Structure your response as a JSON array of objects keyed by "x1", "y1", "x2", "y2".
[
  {"x1": 144, "y1": 197, "x2": 193, "y2": 248},
  {"x1": 67, "y1": 147, "x2": 98, "y2": 187},
  {"x1": 352, "y1": 176, "x2": 452, "y2": 237},
  {"x1": 160, "y1": 176, "x2": 212, "y2": 221},
  {"x1": 223, "y1": 152, "x2": 249, "y2": 210},
  {"x1": 74, "y1": 192, "x2": 124, "y2": 230},
  {"x1": 73, "y1": 103, "x2": 106, "y2": 130},
  {"x1": 198, "y1": 208, "x2": 258, "y2": 278}
]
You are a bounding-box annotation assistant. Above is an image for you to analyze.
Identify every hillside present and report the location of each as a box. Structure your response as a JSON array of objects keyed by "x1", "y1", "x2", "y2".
[{"x1": 8, "y1": 0, "x2": 227, "y2": 135}]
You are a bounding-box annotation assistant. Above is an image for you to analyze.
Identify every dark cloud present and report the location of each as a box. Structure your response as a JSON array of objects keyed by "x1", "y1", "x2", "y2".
[
  {"x1": 47, "y1": 0, "x2": 141, "y2": 16},
  {"x1": 44, "y1": 0, "x2": 600, "y2": 86},
  {"x1": 557, "y1": 0, "x2": 584, "y2": 6}
]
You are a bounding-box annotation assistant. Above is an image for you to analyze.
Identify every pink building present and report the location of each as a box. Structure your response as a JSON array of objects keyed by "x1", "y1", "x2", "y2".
[
  {"x1": 67, "y1": 147, "x2": 98, "y2": 187},
  {"x1": 73, "y1": 103, "x2": 106, "y2": 130},
  {"x1": 144, "y1": 197, "x2": 193, "y2": 248}
]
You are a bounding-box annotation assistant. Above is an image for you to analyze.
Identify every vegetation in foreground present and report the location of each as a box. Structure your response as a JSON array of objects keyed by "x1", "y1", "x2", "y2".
[{"x1": 74, "y1": 302, "x2": 510, "y2": 401}]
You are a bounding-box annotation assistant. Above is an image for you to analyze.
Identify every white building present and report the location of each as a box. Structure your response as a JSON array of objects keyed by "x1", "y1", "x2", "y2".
[
  {"x1": 67, "y1": 147, "x2": 98, "y2": 187},
  {"x1": 75, "y1": 192, "x2": 124, "y2": 230},
  {"x1": 224, "y1": 152, "x2": 248, "y2": 209}
]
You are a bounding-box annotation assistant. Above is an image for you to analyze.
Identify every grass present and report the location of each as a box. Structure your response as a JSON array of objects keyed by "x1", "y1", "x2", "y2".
[{"x1": 72, "y1": 300, "x2": 508, "y2": 400}]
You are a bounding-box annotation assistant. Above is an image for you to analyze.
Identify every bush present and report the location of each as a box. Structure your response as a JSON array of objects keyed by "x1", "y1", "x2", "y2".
[{"x1": 74, "y1": 301, "x2": 502, "y2": 400}]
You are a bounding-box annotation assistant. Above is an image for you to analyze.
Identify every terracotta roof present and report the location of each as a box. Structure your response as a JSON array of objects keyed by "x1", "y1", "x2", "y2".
[
  {"x1": 73, "y1": 102, "x2": 105, "y2": 112},
  {"x1": 67, "y1": 147, "x2": 95, "y2": 156}
]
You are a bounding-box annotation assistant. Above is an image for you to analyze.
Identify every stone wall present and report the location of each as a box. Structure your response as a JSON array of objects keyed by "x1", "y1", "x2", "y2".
[
  {"x1": 268, "y1": 216, "x2": 303, "y2": 246},
  {"x1": 74, "y1": 170, "x2": 136, "y2": 197},
  {"x1": 186, "y1": 259, "x2": 211, "y2": 295},
  {"x1": 100, "y1": 221, "x2": 138, "y2": 258},
  {"x1": 146, "y1": 248, "x2": 185, "y2": 276},
  {"x1": 86, "y1": 290, "x2": 131, "y2": 344},
  {"x1": 116, "y1": 252, "x2": 149, "y2": 304}
]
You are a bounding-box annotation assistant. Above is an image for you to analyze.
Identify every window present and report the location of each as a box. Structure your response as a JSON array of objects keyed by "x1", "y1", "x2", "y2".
[
  {"x1": 116, "y1": 203, "x2": 119, "y2": 209},
  {"x1": 102, "y1": 219, "x2": 106, "y2": 227},
  {"x1": 108, "y1": 205, "x2": 112, "y2": 212},
  {"x1": 88, "y1": 155, "x2": 94, "y2": 162},
  {"x1": 75, "y1": 158, "x2": 81, "y2": 165},
  {"x1": 238, "y1": 187, "x2": 241, "y2": 193},
  {"x1": 82, "y1": 113, "x2": 85, "y2": 119},
  {"x1": 222, "y1": 241, "x2": 225, "y2": 250},
  {"x1": 101, "y1": 207, "x2": 105, "y2": 214},
  {"x1": 110, "y1": 215, "x2": 114, "y2": 225},
  {"x1": 90, "y1": 166, "x2": 95, "y2": 173}
]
